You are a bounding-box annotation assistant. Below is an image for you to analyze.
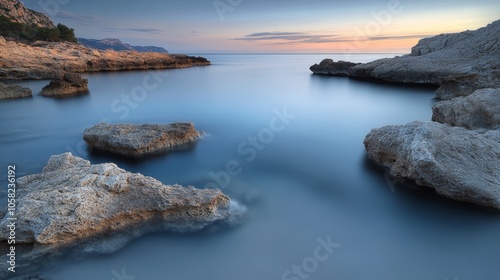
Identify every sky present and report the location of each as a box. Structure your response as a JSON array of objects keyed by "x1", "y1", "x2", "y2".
[{"x1": 22, "y1": 0, "x2": 500, "y2": 53}]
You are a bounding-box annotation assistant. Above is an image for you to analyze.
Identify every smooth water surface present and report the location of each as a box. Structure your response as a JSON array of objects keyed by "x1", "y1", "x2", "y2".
[{"x1": 1, "y1": 54, "x2": 499, "y2": 280}]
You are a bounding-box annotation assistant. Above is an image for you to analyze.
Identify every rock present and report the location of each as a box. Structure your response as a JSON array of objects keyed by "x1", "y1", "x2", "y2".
[
  {"x1": 364, "y1": 121, "x2": 500, "y2": 209},
  {"x1": 310, "y1": 20, "x2": 500, "y2": 99},
  {"x1": 432, "y1": 88, "x2": 500, "y2": 129},
  {"x1": 39, "y1": 73, "x2": 89, "y2": 97},
  {"x1": 0, "y1": 36, "x2": 210, "y2": 80},
  {"x1": 83, "y1": 122, "x2": 202, "y2": 158},
  {"x1": 0, "y1": 0, "x2": 55, "y2": 28},
  {"x1": 309, "y1": 59, "x2": 361, "y2": 76},
  {"x1": 0, "y1": 82, "x2": 32, "y2": 99},
  {"x1": 0, "y1": 152, "x2": 234, "y2": 245}
]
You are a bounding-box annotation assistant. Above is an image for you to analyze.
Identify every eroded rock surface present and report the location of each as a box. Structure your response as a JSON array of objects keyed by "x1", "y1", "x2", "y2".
[
  {"x1": 83, "y1": 122, "x2": 202, "y2": 157},
  {"x1": 432, "y1": 88, "x2": 500, "y2": 129},
  {"x1": 0, "y1": 153, "x2": 235, "y2": 245},
  {"x1": 364, "y1": 121, "x2": 500, "y2": 209}
]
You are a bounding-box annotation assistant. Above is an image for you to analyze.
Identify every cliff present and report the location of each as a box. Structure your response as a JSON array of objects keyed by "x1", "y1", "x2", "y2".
[{"x1": 0, "y1": 0, "x2": 54, "y2": 28}]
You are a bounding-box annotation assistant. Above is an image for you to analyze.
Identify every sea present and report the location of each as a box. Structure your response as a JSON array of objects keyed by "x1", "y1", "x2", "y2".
[{"x1": 1, "y1": 54, "x2": 499, "y2": 280}]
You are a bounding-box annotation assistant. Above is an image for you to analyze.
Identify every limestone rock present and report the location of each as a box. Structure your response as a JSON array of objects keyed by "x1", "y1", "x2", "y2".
[
  {"x1": 432, "y1": 88, "x2": 500, "y2": 129},
  {"x1": 83, "y1": 122, "x2": 202, "y2": 158},
  {"x1": 310, "y1": 20, "x2": 500, "y2": 99},
  {"x1": 0, "y1": 82, "x2": 32, "y2": 99},
  {"x1": 364, "y1": 121, "x2": 500, "y2": 209},
  {"x1": 40, "y1": 73, "x2": 89, "y2": 97},
  {"x1": 0, "y1": 153, "x2": 234, "y2": 245}
]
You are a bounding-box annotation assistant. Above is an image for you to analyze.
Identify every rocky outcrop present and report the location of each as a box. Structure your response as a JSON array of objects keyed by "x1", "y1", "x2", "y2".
[
  {"x1": 0, "y1": 153, "x2": 235, "y2": 245},
  {"x1": 364, "y1": 121, "x2": 500, "y2": 209},
  {"x1": 0, "y1": 36, "x2": 210, "y2": 80},
  {"x1": 40, "y1": 73, "x2": 89, "y2": 97},
  {"x1": 310, "y1": 20, "x2": 500, "y2": 99},
  {"x1": 432, "y1": 88, "x2": 500, "y2": 130},
  {"x1": 309, "y1": 59, "x2": 360, "y2": 76},
  {"x1": 0, "y1": 82, "x2": 32, "y2": 99},
  {"x1": 0, "y1": 0, "x2": 54, "y2": 28},
  {"x1": 83, "y1": 122, "x2": 202, "y2": 158}
]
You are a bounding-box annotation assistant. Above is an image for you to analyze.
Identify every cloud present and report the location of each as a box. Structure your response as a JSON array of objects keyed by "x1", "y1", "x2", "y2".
[
  {"x1": 367, "y1": 34, "x2": 430, "y2": 41},
  {"x1": 235, "y1": 32, "x2": 340, "y2": 43},
  {"x1": 234, "y1": 31, "x2": 430, "y2": 44}
]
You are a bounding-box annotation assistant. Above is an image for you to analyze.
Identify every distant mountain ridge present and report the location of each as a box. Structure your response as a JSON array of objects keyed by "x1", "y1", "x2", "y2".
[
  {"x1": 78, "y1": 38, "x2": 169, "y2": 53},
  {"x1": 0, "y1": 0, "x2": 54, "y2": 28}
]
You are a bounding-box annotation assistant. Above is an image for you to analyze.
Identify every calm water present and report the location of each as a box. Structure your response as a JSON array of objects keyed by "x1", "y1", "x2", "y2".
[{"x1": 1, "y1": 54, "x2": 499, "y2": 279}]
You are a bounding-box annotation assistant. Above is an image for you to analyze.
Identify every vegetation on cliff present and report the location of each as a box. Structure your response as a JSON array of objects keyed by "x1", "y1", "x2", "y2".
[{"x1": 0, "y1": 15, "x2": 76, "y2": 43}]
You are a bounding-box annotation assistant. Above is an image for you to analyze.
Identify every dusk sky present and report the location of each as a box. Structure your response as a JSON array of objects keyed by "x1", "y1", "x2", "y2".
[{"x1": 22, "y1": 0, "x2": 500, "y2": 53}]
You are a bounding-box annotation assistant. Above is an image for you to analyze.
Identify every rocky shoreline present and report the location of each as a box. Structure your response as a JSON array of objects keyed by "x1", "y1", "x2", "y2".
[
  {"x1": 311, "y1": 20, "x2": 499, "y2": 99},
  {"x1": 0, "y1": 36, "x2": 210, "y2": 81},
  {"x1": 311, "y1": 20, "x2": 500, "y2": 209}
]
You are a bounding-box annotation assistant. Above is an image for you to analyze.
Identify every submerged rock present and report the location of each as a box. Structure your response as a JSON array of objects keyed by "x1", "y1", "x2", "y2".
[
  {"x1": 364, "y1": 121, "x2": 500, "y2": 209},
  {"x1": 0, "y1": 153, "x2": 235, "y2": 245},
  {"x1": 40, "y1": 73, "x2": 89, "y2": 97},
  {"x1": 432, "y1": 88, "x2": 500, "y2": 130},
  {"x1": 83, "y1": 122, "x2": 202, "y2": 158},
  {"x1": 0, "y1": 82, "x2": 32, "y2": 100}
]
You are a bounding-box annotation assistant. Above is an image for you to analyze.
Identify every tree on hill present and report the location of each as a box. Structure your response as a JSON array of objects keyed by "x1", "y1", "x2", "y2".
[{"x1": 57, "y1": 23, "x2": 77, "y2": 43}]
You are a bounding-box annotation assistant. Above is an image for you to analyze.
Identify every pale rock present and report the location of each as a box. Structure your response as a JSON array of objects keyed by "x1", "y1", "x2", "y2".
[
  {"x1": 0, "y1": 153, "x2": 236, "y2": 245},
  {"x1": 364, "y1": 121, "x2": 500, "y2": 209}
]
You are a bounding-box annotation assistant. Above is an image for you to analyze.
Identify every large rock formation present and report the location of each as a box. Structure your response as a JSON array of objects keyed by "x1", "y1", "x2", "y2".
[
  {"x1": 83, "y1": 122, "x2": 202, "y2": 158},
  {"x1": 0, "y1": 36, "x2": 210, "y2": 80},
  {"x1": 0, "y1": 0, "x2": 54, "y2": 28},
  {"x1": 0, "y1": 81, "x2": 31, "y2": 99},
  {"x1": 310, "y1": 20, "x2": 500, "y2": 99},
  {"x1": 40, "y1": 73, "x2": 89, "y2": 97},
  {"x1": 364, "y1": 121, "x2": 500, "y2": 209},
  {"x1": 432, "y1": 88, "x2": 500, "y2": 130},
  {"x1": 0, "y1": 153, "x2": 235, "y2": 245}
]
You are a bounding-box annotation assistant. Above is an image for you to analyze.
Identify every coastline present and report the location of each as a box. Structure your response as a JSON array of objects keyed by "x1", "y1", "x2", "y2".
[
  {"x1": 310, "y1": 20, "x2": 500, "y2": 209},
  {"x1": 0, "y1": 36, "x2": 210, "y2": 81}
]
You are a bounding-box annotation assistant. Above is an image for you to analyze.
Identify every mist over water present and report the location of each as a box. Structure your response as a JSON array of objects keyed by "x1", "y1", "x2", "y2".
[{"x1": 1, "y1": 54, "x2": 499, "y2": 279}]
